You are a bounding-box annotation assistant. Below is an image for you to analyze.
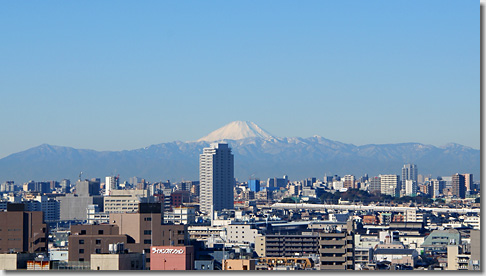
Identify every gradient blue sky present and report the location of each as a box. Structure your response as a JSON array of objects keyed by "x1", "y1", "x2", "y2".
[{"x1": 0, "y1": 1, "x2": 479, "y2": 158}]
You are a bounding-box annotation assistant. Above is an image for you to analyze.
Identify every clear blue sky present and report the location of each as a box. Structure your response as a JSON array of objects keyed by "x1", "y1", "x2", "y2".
[{"x1": 0, "y1": 1, "x2": 479, "y2": 158}]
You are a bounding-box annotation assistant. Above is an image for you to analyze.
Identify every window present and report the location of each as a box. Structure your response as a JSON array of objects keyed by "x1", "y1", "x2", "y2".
[
  {"x1": 144, "y1": 239, "x2": 151, "y2": 244},
  {"x1": 178, "y1": 239, "x2": 185, "y2": 244},
  {"x1": 95, "y1": 249, "x2": 101, "y2": 254},
  {"x1": 144, "y1": 230, "x2": 152, "y2": 235},
  {"x1": 144, "y1": 248, "x2": 150, "y2": 253},
  {"x1": 144, "y1": 217, "x2": 152, "y2": 221},
  {"x1": 80, "y1": 230, "x2": 86, "y2": 235},
  {"x1": 79, "y1": 240, "x2": 84, "y2": 244},
  {"x1": 79, "y1": 258, "x2": 84, "y2": 262},
  {"x1": 96, "y1": 239, "x2": 101, "y2": 244},
  {"x1": 98, "y1": 230, "x2": 104, "y2": 235},
  {"x1": 79, "y1": 249, "x2": 84, "y2": 254}
]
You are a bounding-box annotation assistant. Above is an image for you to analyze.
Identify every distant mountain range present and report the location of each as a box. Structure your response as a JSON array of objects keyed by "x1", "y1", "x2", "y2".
[{"x1": 0, "y1": 121, "x2": 480, "y2": 184}]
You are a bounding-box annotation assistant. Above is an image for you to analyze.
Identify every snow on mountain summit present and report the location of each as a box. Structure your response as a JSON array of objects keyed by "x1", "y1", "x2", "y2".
[{"x1": 197, "y1": 121, "x2": 275, "y2": 142}]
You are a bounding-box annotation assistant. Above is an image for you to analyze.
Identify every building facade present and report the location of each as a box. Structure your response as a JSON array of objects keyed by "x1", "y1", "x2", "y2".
[
  {"x1": 0, "y1": 207, "x2": 48, "y2": 254},
  {"x1": 150, "y1": 246, "x2": 194, "y2": 270},
  {"x1": 380, "y1": 175, "x2": 400, "y2": 197},
  {"x1": 451, "y1": 173, "x2": 466, "y2": 199},
  {"x1": 68, "y1": 224, "x2": 127, "y2": 263}
]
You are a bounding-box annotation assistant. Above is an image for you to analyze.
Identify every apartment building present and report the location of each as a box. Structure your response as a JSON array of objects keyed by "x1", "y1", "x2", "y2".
[
  {"x1": 318, "y1": 221, "x2": 355, "y2": 270},
  {"x1": 0, "y1": 204, "x2": 48, "y2": 254}
]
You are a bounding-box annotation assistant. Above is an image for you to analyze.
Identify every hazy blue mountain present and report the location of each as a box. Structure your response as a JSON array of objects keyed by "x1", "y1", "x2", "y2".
[{"x1": 0, "y1": 122, "x2": 480, "y2": 184}]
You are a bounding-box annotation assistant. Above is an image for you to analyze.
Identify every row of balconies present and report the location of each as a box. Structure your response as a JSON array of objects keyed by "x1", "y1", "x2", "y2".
[
  {"x1": 319, "y1": 248, "x2": 346, "y2": 254},
  {"x1": 320, "y1": 264, "x2": 346, "y2": 270},
  {"x1": 319, "y1": 240, "x2": 346, "y2": 245},
  {"x1": 266, "y1": 247, "x2": 317, "y2": 252},
  {"x1": 320, "y1": 256, "x2": 346, "y2": 263}
]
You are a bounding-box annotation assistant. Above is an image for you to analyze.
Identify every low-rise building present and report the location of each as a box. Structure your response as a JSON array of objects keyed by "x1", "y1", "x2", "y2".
[
  {"x1": 373, "y1": 248, "x2": 418, "y2": 267},
  {"x1": 163, "y1": 206, "x2": 195, "y2": 225},
  {"x1": 68, "y1": 224, "x2": 128, "y2": 263},
  {"x1": 149, "y1": 246, "x2": 194, "y2": 270},
  {"x1": 90, "y1": 252, "x2": 145, "y2": 270},
  {"x1": 223, "y1": 259, "x2": 256, "y2": 270},
  {"x1": 226, "y1": 223, "x2": 260, "y2": 245}
]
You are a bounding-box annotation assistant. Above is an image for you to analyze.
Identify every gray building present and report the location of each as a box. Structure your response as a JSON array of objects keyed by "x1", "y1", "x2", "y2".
[
  {"x1": 59, "y1": 194, "x2": 104, "y2": 221},
  {"x1": 199, "y1": 143, "x2": 234, "y2": 215},
  {"x1": 75, "y1": 179, "x2": 100, "y2": 197},
  {"x1": 23, "y1": 196, "x2": 60, "y2": 224},
  {"x1": 402, "y1": 164, "x2": 418, "y2": 196},
  {"x1": 402, "y1": 164, "x2": 418, "y2": 183}
]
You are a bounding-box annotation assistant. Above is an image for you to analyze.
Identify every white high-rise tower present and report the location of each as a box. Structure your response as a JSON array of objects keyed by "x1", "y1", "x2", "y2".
[
  {"x1": 105, "y1": 176, "x2": 118, "y2": 196},
  {"x1": 199, "y1": 143, "x2": 234, "y2": 215}
]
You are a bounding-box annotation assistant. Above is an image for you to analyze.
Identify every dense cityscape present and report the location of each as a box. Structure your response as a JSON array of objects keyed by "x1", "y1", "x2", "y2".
[{"x1": 0, "y1": 142, "x2": 480, "y2": 271}]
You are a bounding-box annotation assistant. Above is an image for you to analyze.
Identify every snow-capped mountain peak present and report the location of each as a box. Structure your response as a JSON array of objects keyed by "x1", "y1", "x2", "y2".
[{"x1": 197, "y1": 121, "x2": 275, "y2": 142}]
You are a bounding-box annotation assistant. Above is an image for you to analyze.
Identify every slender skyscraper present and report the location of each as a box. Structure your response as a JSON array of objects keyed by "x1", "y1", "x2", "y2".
[
  {"x1": 401, "y1": 164, "x2": 417, "y2": 196},
  {"x1": 452, "y1": 173, "x2": 466, "y2": 199},
  {"x1": 199, "y1": 143, "x2": 234, "y2": 215},
  {"x1": 402, "y1": 164, "x2": 418, "y2": 182},
  {"x1": 105, "y1": 176, "x2": 119, "y2": 196}
]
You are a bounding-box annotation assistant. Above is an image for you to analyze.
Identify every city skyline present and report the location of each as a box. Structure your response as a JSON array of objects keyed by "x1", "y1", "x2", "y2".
[{"x1": 0, "y1": 1, "x2": 479, "y2": 159}]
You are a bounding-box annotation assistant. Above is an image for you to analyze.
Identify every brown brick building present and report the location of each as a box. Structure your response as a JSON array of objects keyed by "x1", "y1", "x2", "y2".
[
  {"x1": 68, "y1": 203, "x2": 188, "y2": 269},
  {"x1": 109, "y1": 212, "x2": 188, "y2": 267},
  {"x1": 68, "y1": 224, "x2": 127, "y2": 262},
  {"x1": 0, "y1": 206, "x2": 48, "y2": 254}
]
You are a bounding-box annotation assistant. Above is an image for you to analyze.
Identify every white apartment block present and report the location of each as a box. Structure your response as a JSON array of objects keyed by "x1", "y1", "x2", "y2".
[
  {"x1": 226, "y1": 224, "x2": 260, "y2": 245},
  {"x1": 405, "y1": 180, "x2": 417, "y2": 196},
  {"x1": 380, "y1": 174, "x2": 400, "y2": 197},
  {"x1": 164, "y1": 207, "x2": 196, "y2": 225}
]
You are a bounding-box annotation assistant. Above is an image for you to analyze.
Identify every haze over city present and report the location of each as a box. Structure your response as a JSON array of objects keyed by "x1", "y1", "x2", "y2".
[{"x1": 0, "y1": 1, "x2": 479, "y2": 160}]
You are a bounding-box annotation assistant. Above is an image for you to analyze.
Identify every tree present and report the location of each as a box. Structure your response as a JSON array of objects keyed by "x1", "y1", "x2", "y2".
[{"x1": 281, "y1": 197, "x2": 296, "y2": 203}]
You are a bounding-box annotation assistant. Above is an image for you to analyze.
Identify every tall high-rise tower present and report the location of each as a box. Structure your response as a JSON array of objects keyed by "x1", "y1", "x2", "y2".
[
  {"x1": 452, "y1": 173, "x2": 466, "y2": 199},
  {"x1": 402, "y1": 164, "x2": 418, "y2": 182},
  {"x1": 199, "y1": 143, "x2": 234, "y2": 215},
  {"x1": 105, "y1": 176, "x2": 119, "y2": 196},
  {"x1": 401, "y1": 164, "x2": 417, "y2": 196}
]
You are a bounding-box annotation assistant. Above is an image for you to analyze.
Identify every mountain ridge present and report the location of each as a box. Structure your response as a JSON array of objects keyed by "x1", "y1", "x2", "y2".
[{"x1": 0, "y1": 135, "x2": 479, "y2": 184}]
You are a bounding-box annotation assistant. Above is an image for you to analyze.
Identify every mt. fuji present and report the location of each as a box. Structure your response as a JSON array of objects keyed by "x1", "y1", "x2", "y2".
[
  {"x1": 197, "y1": 121, "x2": 275, "y2": 142},
  {"x1": 0, "y1": 121, "x2": 480, "y2": 184}
]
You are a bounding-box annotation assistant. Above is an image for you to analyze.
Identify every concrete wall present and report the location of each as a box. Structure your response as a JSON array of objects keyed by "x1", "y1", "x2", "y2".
[
  {"x1": 90, "y1": 254, "x2": 120, "y2": 270},
  {"x1": 0, "y1": 254, "x2": 17, "y2": 270},
  {"x1": 91, "y1": 253, "x2": 145, "y2": 270}
]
